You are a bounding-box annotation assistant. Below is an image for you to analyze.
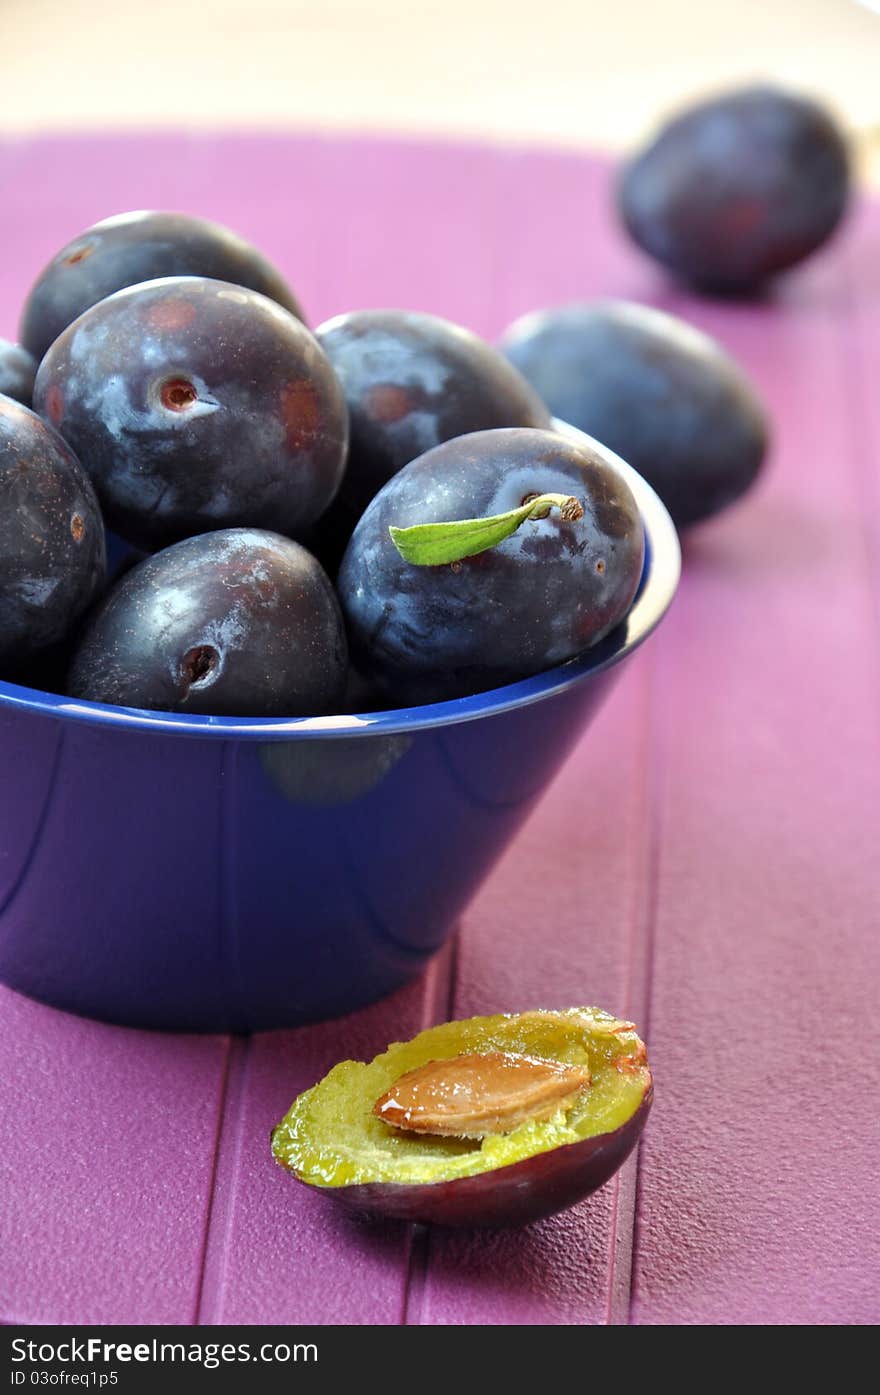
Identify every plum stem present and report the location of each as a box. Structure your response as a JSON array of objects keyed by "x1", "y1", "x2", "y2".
[{"x1": 389, "y1": 493, "x2": 584, "y2": 567}]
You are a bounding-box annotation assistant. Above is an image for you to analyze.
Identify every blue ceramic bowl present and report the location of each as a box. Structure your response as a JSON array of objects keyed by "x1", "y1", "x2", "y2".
[{"x1": 0, "y1": 426, "x2": 680, "y2": 1031}]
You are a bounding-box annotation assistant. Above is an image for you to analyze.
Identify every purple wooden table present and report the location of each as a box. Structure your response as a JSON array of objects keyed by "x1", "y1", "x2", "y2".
[{"x1": 1, "y1": 134, "x2": 878, "y2": 1327}]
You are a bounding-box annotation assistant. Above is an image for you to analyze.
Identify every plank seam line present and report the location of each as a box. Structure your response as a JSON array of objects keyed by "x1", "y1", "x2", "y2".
[
  {"x1": 400, "y1": 931, "x2": 461, "y2": 1326},
  {"x1": 604, "y1": 658, "x2": 655, "y2": 1326},
  {"x1": 624, "y1": 642, "x2": 666, "y2": 1327},
  {"x1": 192, "y1": 1033, "x2": 252, "y2": 1325}
]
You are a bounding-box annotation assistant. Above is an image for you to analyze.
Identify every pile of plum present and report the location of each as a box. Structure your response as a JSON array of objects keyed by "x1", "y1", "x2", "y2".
[
  {"x1": 0, "y1": 226, "x2": 645, "y2": 716},
  {"x1": 0, "y1": 84, "x2": 849, "y2": 719}
]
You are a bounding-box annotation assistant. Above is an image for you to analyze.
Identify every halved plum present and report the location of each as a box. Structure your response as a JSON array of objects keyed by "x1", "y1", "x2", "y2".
[{"x1": 271, "y1": 1007, "x2": 652, "y2": 1227}]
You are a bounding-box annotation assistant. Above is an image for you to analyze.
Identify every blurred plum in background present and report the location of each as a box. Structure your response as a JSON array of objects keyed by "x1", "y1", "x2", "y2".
[{"x1": 618, "y1": 85, "x2": 851, "y2": 293}]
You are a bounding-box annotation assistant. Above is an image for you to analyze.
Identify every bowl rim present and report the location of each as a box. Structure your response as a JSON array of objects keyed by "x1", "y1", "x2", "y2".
[{"x1": 0, "y1": 423, "x2": 680, "y2": 741}]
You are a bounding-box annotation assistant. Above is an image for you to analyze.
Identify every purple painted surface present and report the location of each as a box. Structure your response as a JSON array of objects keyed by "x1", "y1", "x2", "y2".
[
  {"x1": 1, "y1": 133, "x2": 879, "y2": 1325},
  {"x1": 629, "y1": 249, "x2": 880, "y2": 1326},
  {"x1": 0, "y1": 987, "x2": 228, "y2": 1324}
]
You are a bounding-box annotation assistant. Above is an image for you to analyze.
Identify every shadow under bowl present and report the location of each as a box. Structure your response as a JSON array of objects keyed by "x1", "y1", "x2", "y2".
[{"x1": 0, "y1": 426, "x2": 680, "y2": 1031}]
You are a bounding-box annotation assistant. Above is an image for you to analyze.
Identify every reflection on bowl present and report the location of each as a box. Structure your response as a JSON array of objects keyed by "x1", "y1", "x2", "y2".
[{"x1": 0, "y1": 426, "x2": 680, "y2": 1031}]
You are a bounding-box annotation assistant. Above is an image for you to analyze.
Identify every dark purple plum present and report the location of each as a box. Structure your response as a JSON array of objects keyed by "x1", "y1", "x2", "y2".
[
  {"x1": 34, "y1": 276, "x2": 348, "y2": 552},
  {"x1": 0, "y1": 340, "x2": 37, "y2": 407},
  {"x1": 337, "y1": 427, "x2": 644, "y2": 705},
  {"x1": 67, "y1": 529, "x2": 347, "y2": 717},
  {"x1": 619, "y1": 85, "x2": 851, "y2": 292},
  {"x1": 311, "y1": 310, "x2": 551, "y2": 569},
  {"x1": 317, "y1": 310, "x2": 552, "y2": 512},
  {"x1": 501, "y1": 299, "x2": 768, "y2": 529},
  {"x1": 20, "y1": 210, "x2": 305, "y2": 361},
  {"x1": 0, "y1": 396, "x2": 105, "y2": 677},
  {"x1": 272, "y1": 1008, "x2": 653, "y2": 1228}
]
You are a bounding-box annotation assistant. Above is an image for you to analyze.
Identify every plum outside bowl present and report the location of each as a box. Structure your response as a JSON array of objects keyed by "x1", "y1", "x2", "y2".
[{"x1": 0, "y1": 425, "x2": 680, "y2": 1032}]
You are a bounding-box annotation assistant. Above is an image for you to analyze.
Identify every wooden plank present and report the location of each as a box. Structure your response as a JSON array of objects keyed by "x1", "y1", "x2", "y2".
[
  {"x1": 411, "y1": 146, "x2": 656, "y2": 1328},
  {"x1": 627, "y1": 242, "x2": 880, "y2": 1324},
  {"x1": 204, "y1": 136, "x2": 517, "y2": 1324},
  {"x1": 0, "y1": 986, "x2": 229, "y2": 1324},
  {"x1": 198, "y1": 974, "x2": 446, "y2": 1326},
  {"x1": 414, "y1": 668, "x2": 655, "y2": 1325}
]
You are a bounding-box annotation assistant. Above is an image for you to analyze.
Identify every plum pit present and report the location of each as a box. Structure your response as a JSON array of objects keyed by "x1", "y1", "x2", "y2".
[{"x1": 373, "y1": 1051, "x2": 593, "y2": 1139}]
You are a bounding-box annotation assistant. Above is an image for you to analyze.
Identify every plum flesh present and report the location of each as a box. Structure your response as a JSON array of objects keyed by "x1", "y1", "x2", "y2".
[
  {"x1": 20, "y1": 210, "x2": 305, "y2": 362},
  {"x1": 0, "y1": 341, "x2": 37, "y2": 407},
  {"x1": 271, "y1": 1008, "x2": 652, "y2": 1227},
  {"x1": 34, "y1": 276, "x2": 348, "y2": 552},
  {"x1": 67, "y1": 529, "x2": 347, "y2": 717},
  {"x1": 619, "y1": 85, "x2": 850, "y2": 292},
  {"x1": 501, "y1": 300, "x2": 768, "y2": 529},
  {"x1": 337, "y1": 427, "x2": 644, "y2": 705}
]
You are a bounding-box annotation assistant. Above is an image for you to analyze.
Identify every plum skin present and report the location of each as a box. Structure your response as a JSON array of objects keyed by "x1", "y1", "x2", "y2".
[
  {"x1": 299, "y1": 1085, "x2": 652, "y2": 1227},
  {"x1": 0, "y1": 396, "x2": 106, "y2": 675},
  {"x1": 0, "y1": 340, "x2": 37, "y2": 407},
  {"x1": 33, "y1": 276, "x2": 348, "y2": 552},
  {"x1": 67, "y1": 529, "x2": 347, "y2": 717},
  {"x1": 20, "y1": 210, "x2": 305, "y2": 362},
  {"x1": 501, "y1": 300, "x2": 768, "y2": 529},
  {"x1": 337, "y1": 427, "x2": 645, "y2": 705},
  {"x1": 317, "y1": 310, "x2": 551, "y2": 513},
  {"x1": 309, "y1": 310, "x2": 551, "y2": 570},
  {"x1": 619, "y1": 85, "x2": 851, "y2": 292}
]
